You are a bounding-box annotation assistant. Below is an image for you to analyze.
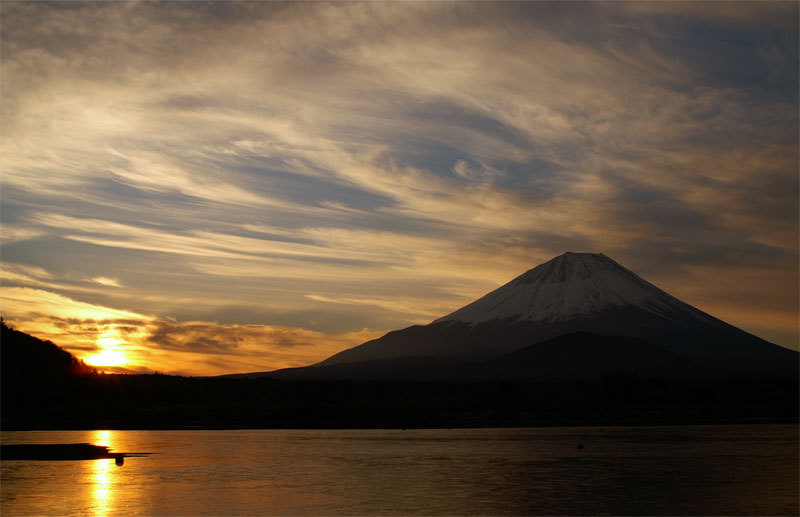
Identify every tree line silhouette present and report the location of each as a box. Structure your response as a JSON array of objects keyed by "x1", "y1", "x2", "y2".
[{"x1": 1, "y1": 320, "x2": 797, "y2": 430}]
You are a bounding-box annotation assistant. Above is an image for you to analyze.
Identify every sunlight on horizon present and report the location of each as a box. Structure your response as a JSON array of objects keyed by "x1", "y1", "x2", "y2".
[{"x1": 86, "y1": 335, "x2": 129, "y2": 368}]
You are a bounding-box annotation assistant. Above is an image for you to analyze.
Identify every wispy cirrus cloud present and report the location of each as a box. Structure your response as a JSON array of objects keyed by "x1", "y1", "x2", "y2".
[
  {"x1": 1, "y1": 1, "x2": 796, "y2": 363},
  {"x1": 1, "y1": 287, "x2": 383, "y2": 376},
  {"x1": 91, "y1": 277, "x2": 121, "y2": 288}
]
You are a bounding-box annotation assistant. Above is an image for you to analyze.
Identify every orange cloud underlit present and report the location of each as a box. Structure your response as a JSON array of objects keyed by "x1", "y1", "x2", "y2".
[{"x1": 0, "y1": 287, "x2": 384, "y2": 376}]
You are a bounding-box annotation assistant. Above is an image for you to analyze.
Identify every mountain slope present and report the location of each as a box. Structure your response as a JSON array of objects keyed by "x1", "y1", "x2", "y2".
[
  {"x1": 253, "y1": 252, "x2": 798, "y2": 380},
  {"x1": 255, "y1": 331, "x2": 695, "y2": 382},
  {"x1": 474, "y1": 331, "x2": 695, "y2": 381},
  {"x1": 316, "y1": 252, "x2": 795, "y2": 375}
]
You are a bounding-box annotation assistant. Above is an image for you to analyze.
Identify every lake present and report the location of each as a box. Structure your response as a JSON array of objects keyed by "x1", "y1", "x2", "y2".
[{"x1": 2, "y1": 425, "x2": 797, "y2": 515}]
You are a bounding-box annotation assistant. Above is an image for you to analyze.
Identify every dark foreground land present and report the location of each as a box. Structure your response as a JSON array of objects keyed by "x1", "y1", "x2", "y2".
[
  {"x1": 2, "y1": 321, "x2": 797, "y2": 430},
  {"x1": 3, "y1": 372, "x2": 797, "y2": 430},
  {"x1": 0, "y1": 443, "x2": 149, "y2": 462}
]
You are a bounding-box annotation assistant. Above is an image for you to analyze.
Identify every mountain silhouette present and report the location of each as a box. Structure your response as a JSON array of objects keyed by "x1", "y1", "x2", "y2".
[
  {"x1": 2, "y1": 315, "x2": 796, "y2": 430},
  {"x1": 251, "y1": 252, "x2": 797, "y2": 380},
  {"x1": 474, "y1": 331, "x2": 695, "y2": 381}
]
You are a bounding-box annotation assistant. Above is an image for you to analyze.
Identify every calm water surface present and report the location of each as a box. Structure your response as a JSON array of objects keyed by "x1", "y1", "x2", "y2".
[{"x1": 2, "y1": 425, "x2": 797, "y2": 515}]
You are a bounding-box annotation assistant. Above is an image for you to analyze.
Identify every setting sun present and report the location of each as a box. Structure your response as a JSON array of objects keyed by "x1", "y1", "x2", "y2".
[
  {"x1": 85, "y1": 349, "x2": 128, "y2": 367},
  {"x1": 86, "y1": 335, "x2": 129, "y2": 368}
]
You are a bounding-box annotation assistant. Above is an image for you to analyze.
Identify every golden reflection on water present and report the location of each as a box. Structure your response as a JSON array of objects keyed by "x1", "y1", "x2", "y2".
[
  {"x1": 89, "y1": 430, "x2": 116, "y2": 516},
  {"x1": 93, "y1": 429, "x2": 113, "y2": 448}
]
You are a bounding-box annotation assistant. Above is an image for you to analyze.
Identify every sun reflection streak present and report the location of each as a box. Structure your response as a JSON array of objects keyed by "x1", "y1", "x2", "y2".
[
  {"x1": 91, "y1": 458, "x2": 113, "y2": 517},
  {"x1": 89, "y1": 430, "x2": 116, "y2": 516}
]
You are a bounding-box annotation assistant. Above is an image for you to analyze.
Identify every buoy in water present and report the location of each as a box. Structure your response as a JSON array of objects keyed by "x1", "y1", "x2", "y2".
[
  {"x1": 115, "y1": 456, "x2": 124, "y2": 466},
  {"x1": 577, "y1": 444, "x2": 584, "y2": 450}
]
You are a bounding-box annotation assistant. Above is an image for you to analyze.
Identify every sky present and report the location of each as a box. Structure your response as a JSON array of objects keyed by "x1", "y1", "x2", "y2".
[{"x1": 1, "y1": 1, "x2": 797, "y2": 376}]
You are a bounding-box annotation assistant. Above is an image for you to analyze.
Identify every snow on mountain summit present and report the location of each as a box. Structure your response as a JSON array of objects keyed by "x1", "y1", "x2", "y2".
[
  {"x1": 272, "y1": 250, "x2": 795, "y2": 378},
  {"x1": 436, "y1": 252, "x2": 689, "y2": 324}
]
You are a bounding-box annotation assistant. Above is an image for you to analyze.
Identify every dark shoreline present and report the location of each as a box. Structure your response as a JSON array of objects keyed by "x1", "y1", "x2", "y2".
[
  {"x1": 3, "y1": 417, "x2": 798, "y2": 432},
  {"x1": 4, "y1": 321, "x2": 797, "y2": 433},
  {"x1": 3, "y1": 375, "x2": 797, "y2": 431}
]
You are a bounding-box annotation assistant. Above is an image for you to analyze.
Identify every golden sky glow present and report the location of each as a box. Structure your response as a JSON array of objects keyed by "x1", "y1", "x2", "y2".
[
  {"x1": 0, "y1": 2, "x2": 797, "y2": 375},
  {"x1": 0, "y1": 286, "x2": 383, "y2": 375}
]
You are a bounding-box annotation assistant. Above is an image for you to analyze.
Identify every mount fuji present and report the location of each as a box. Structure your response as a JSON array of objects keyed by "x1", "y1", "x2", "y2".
[{"x1": 250, "y1": 252, "x2": 797, "y2": 380}]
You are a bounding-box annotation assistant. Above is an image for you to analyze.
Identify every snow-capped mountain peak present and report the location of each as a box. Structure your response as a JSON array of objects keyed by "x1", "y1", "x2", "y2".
[
  {"x1": 275, "y1": 251, "x2": 794, "y2": 378},
  {"x1": 435, "y1": 252, "x2": 687, "y2": 324}
]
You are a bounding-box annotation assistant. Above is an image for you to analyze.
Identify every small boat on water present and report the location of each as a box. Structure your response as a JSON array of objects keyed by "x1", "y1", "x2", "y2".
[{"x1": 1, "y1": 443, "x2": 150, "y2": 464}]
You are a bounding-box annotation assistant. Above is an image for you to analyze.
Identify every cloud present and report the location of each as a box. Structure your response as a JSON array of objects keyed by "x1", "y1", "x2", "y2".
[
  {"x1": 452, "y1": 160, "x2": 505, "y2": 183},
  {"x1": 1, "y1": 263, "x2": 52, "y2": 282},
  {"x1": 1, "y1": 2, "x2": 796, "y2": 356},
  {"x1": 91, "y1": 277, "x2": 121, "y2": 288},
  {"x1": 305, "y1": 294, "x2": 444, "y2": 319},
  {"x1": 0, "y1": 287, "x2": 154, "y2": 364},
  {"x1": 1, "y1": 287, "x2": 145, "y2": 323},
  {"x1": 0, "y1": 224, "x2": 44, "y2": 244},
  {"x1": 621, "y1": 1, "x2": 798, "y2": 30},
  {"x1": 0, "y1": 286, "x2": 385, "y2": 375},
  {"x1": 135, "y1": 319, "x2": 384, "y2": 376}
]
